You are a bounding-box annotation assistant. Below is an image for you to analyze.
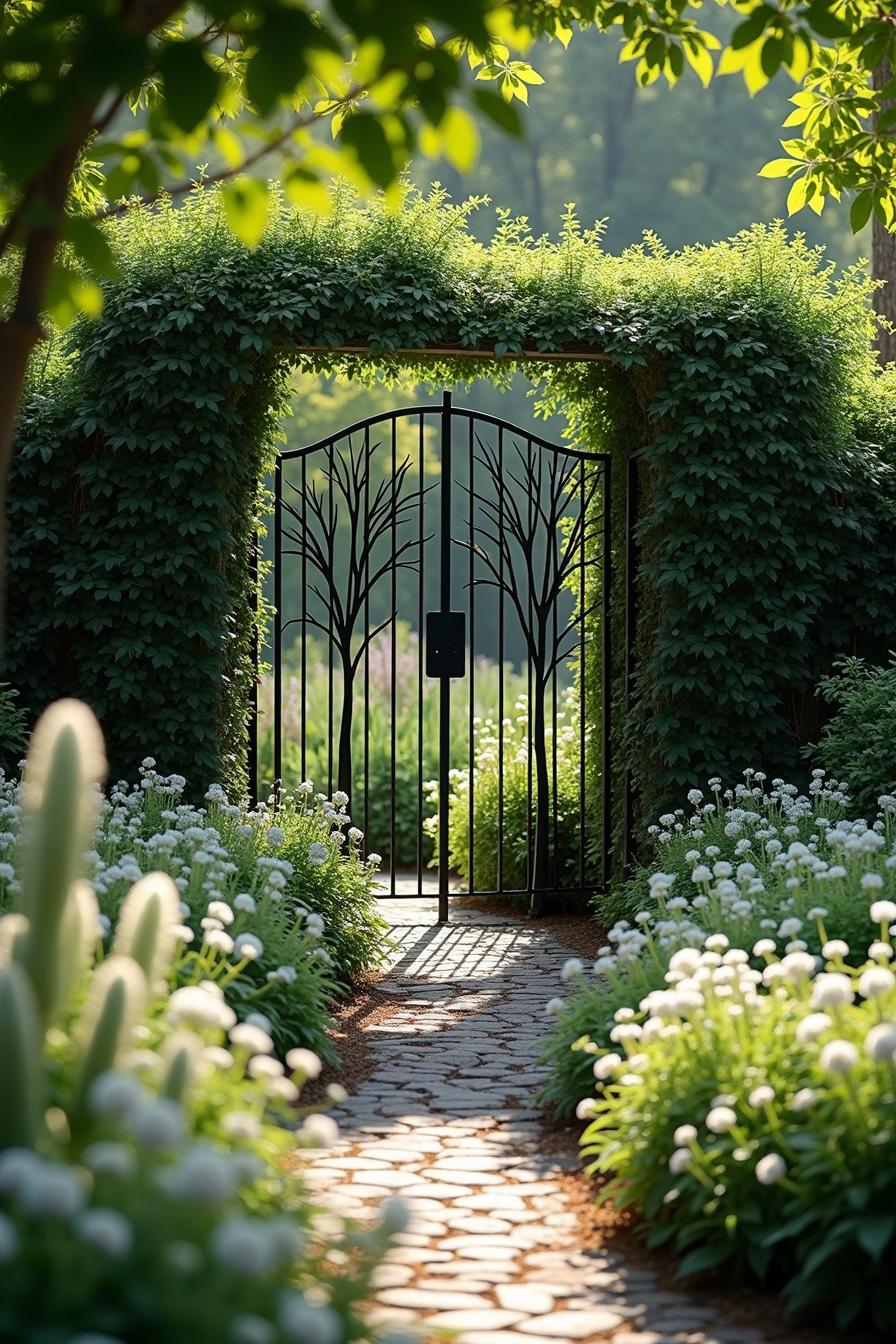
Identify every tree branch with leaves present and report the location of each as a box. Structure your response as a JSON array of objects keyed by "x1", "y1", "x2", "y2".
[{"x1": 0, "y1": 0, "x2": 551, "y2": 633}]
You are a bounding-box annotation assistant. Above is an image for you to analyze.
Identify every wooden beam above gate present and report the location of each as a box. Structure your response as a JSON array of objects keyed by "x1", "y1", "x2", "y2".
[{"x1": 285, "y1": 344, "x2": 615, "y2": 363}]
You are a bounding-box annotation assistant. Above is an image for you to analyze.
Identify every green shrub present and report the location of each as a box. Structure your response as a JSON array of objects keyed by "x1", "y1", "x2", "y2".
[
  {"x1": 540, "y1": 768, "x2": 896, "y2": 1322},
  {"x1": 0, "y1": 699, "x2": 397, "y2": 1343},
  {"x1": 542, "y1": 766, "x2": 896, "y2": 1328},
  {"x1": 275, "y1": 790, "x2": 390, "y2": 985},
  {"x1": 434, "y1": 687, "x2": 593, "y2": 902},
  {"x1": 810, "y1": 656, "x2": 896, "y2": 816},
  {"x1": 539, "y1": 953, "x2": 670, "y2": 1120},
  {"x1": 0, "y1": 761, "x2": 388, "y2": 1061},
  {"x1": 0, "y1": 683, "x2": 27, "y2": 773},
  {"x1": 578, "y1": 927, "x2": 896, "y2": 1331},
  {"x1": 258, "y1": 628, "x2": 526, "y2": 870},
  {"x1": 540, "y1": 768, "x2": 888, "y2": 1117}
]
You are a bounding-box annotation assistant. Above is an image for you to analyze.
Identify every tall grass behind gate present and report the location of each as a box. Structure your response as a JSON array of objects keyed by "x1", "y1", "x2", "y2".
[{"x1": 257, "y1": 627, "x2": 530, "y2": 868}]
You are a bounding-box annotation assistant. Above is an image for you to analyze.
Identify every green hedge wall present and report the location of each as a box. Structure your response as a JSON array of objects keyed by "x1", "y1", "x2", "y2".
[
  {"x1": 7, "y1": 187, "x2": 896, "y2": 849},
  {"x1": 622, "y1": 327, "x2": 896, "y2": 839}
]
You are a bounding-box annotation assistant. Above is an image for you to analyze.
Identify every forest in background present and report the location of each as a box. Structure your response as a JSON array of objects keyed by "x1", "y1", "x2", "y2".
[{"x1": 282, "y1": 20, "x2": 864, "y2": 456}]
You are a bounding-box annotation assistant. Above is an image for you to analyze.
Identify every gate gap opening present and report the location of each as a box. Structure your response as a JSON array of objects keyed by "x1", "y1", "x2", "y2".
[{"x1": 255, "y1": 365, "x2": 617, "y2": 923}]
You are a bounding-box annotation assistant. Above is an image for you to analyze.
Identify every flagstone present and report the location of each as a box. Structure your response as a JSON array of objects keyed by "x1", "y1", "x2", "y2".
[
  {"x1": 401, "y1": 1182, "x2": 475, "y2": 1199},
  {"x1": 495, "y1": 1285, "x2": 555, "y2": 1314},
  {"x1": 424, "y1": 1263, "x2": 517, "y2": 1282},
  {"x1": 416, "y1": 1277, "x2": 496, "y2": 1294},
  {"x1": 453, "y1": 1333, "x2": 564, "y2": 1344},
  {"x1": 427, "y1": 1168, "x2": 507, "y2": 1185},
  {"x1": 517, "y1": 1309, "x2": 625, "y2": 1336},
  {"x1": 305, "y1": 900, "x2": 778, "y2": 1344},
  {"x1": 363, "y1": 1169, "x2": 425, "y2": 1188},
  {"x1": 445, "y1": 1216, "x2": 515, "y2": 1234},
  {"x1": 370, "y1": 1263, "x2": 416, "y2": 1288},
  {"x1": 424, "y1": 1309, "x2": 525, "y2": 1330},
  {"x1": 376, "y1": 1288, "x2": 491, "y2": 1311}
]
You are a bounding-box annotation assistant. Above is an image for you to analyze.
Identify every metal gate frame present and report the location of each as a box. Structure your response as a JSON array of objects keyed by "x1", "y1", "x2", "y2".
[{"x1": 250, "y1": 391, "x2": 612, "y2": 920}]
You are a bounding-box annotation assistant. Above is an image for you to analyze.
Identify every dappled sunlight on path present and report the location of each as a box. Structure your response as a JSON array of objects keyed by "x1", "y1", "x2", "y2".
[{"x1": 303, "y1": 901, "x2": 768, "y2": 1344}]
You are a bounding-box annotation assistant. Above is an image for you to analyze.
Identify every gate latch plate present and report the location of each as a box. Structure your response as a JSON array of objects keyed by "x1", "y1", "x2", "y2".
[{"x1": 425, "y1": 611, "x2": 466, "y2": 679}]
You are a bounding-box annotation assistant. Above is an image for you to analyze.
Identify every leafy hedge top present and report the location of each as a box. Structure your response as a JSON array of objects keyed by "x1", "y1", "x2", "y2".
[
  {"x1": 9, "y1": 185, "x2": 895, "y2": 845},
  {"x1": 41, "y1": 185, "x2": 876, "y2": 375}
]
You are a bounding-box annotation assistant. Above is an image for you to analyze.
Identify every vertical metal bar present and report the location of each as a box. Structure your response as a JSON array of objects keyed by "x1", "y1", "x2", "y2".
[
  {"x1": 603, "y1": 456, "x2": 614, "y2": 888},
  {"x1": 468, "y1": 417, "x2": 475, "y2": 895},
  {"x1": 390, "y1": 416, "x2": 397, "y2": 896},
  {"x1": 551, "y1": 468, "x2": 559, "y2": 893},
  {"x1": 526, "y1": 440, "x2": 534, "y2": 892},
  {"x1": 364, "y1": 427, "x2": 371, "y2": 851},
  {"x1": 578, "y1": 459, "x2": 587, "y2": 891},
  {"x1": 417, "y1": 413, "x2": 425, "y2": 895},
  {"x1": 530, "y1": 444, "x2": 544, "y2": 916},
  {"x1": 327, "y1": 442, "x2": 334, "y2": 794},
  {"x1": 437, "y1": 390, "x2": 452, "y2": 924},
  {"x1": 623, "y1": 453, "x2": 637, "y2": 872},
  {"x1": 247, "y1": 529, "x2": 259, "y2": 807},
  {"x1": 497, "y1": 424, "x2": 504, "y2": 895},
  {"x1": 300, "y1": 456, "x2": 307, "y2": 783},
  {"x1": 273, "y1": 462, "x2": 283, "y2": 792}
]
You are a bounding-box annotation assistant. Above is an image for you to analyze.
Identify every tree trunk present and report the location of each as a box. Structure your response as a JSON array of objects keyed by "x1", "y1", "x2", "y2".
[
  {"x1": 337, "y1": 654, "x2": 354, "y2": 811},
  {"x1": 603, "y1": 71, "x2": 636, "y2": 199},
  {"x1": 529, "y1": 137, "x2": 545, "y2": 236},
  {"x1": 873, "y1": 63, "x2": 896, "y2": 366},
  {"x1": 530, "y1": 680, "x2": 550, "y2": 916},
  {"x1": 0, "y1": 129, "x2": 90, "y2": 644},
  {"x1": 0, "y1": 315, "x2": 43, "y2": 631}
]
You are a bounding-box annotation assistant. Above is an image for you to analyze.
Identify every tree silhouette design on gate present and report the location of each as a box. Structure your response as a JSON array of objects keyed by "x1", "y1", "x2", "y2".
[
  {"x1": 459, "y1": 435, "x2": 603, "y2": 898},
  {"x1": 267, "y1": 393, "x2": 612, "y2": 917},
  {"x1": 279, "y1": 439, "x2": 429, "y2": 807}
]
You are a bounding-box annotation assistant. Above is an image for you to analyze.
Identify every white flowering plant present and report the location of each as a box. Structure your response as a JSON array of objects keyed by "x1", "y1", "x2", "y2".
[
  {"x1": 0, "y1": 681, "x2": 27, "y2": 773},
  {"x1": 0, "y1": 762, "x2": 387, "y2": 1060},
  {"x1": 433, "y1": 688, "x2": 592, "y2": 901},
  {"x1": 541, "y1": 769, "x2": 896, "y2": 1114},
  {"x1": 0, "y1": 700, "x2": 400, "y2": 1344},
  {"x1": 539, "y1": 944, "x2": 681, "y2": 1117},
  {"x1": 576, "y1": 924, "x2": 896, "y2": 1331},
  {"x1": 609, "y1": 769, "x2": 858, "y2": 924},
  {"x1": 273, "y1": 790, "x2": 389, "y2": 983}
]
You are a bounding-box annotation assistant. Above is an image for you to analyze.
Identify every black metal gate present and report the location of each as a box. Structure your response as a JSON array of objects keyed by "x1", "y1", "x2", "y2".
[{"x1": 254, "y1": 392, "x2": 612, "y2": 919}]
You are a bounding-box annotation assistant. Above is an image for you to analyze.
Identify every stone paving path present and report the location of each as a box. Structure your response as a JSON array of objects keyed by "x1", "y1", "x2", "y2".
[{"x1": 306, "y1": 899, "x2": 767, "y2": 1344}]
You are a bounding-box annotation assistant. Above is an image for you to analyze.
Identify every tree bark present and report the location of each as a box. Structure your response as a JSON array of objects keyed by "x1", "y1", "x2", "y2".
[
  {"x1": 529, "y1": 677, "x2": 550, "y2": 917},
  {"x1": 0, "y1": 2, "x2": 183, "y2": 643},
  {"x1": 873, "y1": 63, "x2": 896, "y2": 366},
  {"x1": 0, "y1": 132, "x2": 87, "y2": 644}
]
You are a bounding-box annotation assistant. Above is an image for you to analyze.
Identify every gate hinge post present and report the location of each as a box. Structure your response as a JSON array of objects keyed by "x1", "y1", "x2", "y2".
[{"x1": 437, "y1": 390, "x2": 453, "y2": 924}]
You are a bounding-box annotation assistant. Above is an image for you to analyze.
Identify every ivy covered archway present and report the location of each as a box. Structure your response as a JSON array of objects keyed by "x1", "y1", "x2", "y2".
[{"x1": 8, "y1": 186, "x2": 896, "y2": 862}]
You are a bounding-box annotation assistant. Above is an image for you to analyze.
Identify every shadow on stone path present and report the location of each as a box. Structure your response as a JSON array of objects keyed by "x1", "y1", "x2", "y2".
[{"x1": 303, "y1": 900, "x2": 767, "y2": 1344}]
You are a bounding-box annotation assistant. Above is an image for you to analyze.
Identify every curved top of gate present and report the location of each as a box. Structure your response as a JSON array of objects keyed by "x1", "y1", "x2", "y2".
[{"x1": 281, "y1": 397, "x2": 607, "y2": 463}]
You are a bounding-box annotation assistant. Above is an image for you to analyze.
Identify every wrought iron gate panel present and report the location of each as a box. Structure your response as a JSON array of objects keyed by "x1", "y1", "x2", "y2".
[{"x1": 258, "y1": 392, "x2": 611, "y2": 918}]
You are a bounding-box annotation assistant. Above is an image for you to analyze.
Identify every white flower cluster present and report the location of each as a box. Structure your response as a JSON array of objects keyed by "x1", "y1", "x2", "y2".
[
  {"x1": 0, "y1": 1015, "x2": 338, "y2": 1279},
  {"x1": 0, "y1": 704, "x2": 398, "y2": 1343},
  {"x1": 549, "y1": 770, "x2": 896, "y2": 1018},
  {"x1": 0, "y1": 765, "x2": 384, "y2": 1017},
  {"x1": 578, "y1": 900, "x2": 896, "y2": 1201}
]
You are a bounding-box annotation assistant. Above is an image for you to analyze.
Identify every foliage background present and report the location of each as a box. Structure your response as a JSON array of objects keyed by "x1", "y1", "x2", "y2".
[
  {"x1": 407, "y1": 22, "x2": 862, "y2": 262},
  {"x1": 6, "y1": 189, "x2": 896, "y2": 869}
]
